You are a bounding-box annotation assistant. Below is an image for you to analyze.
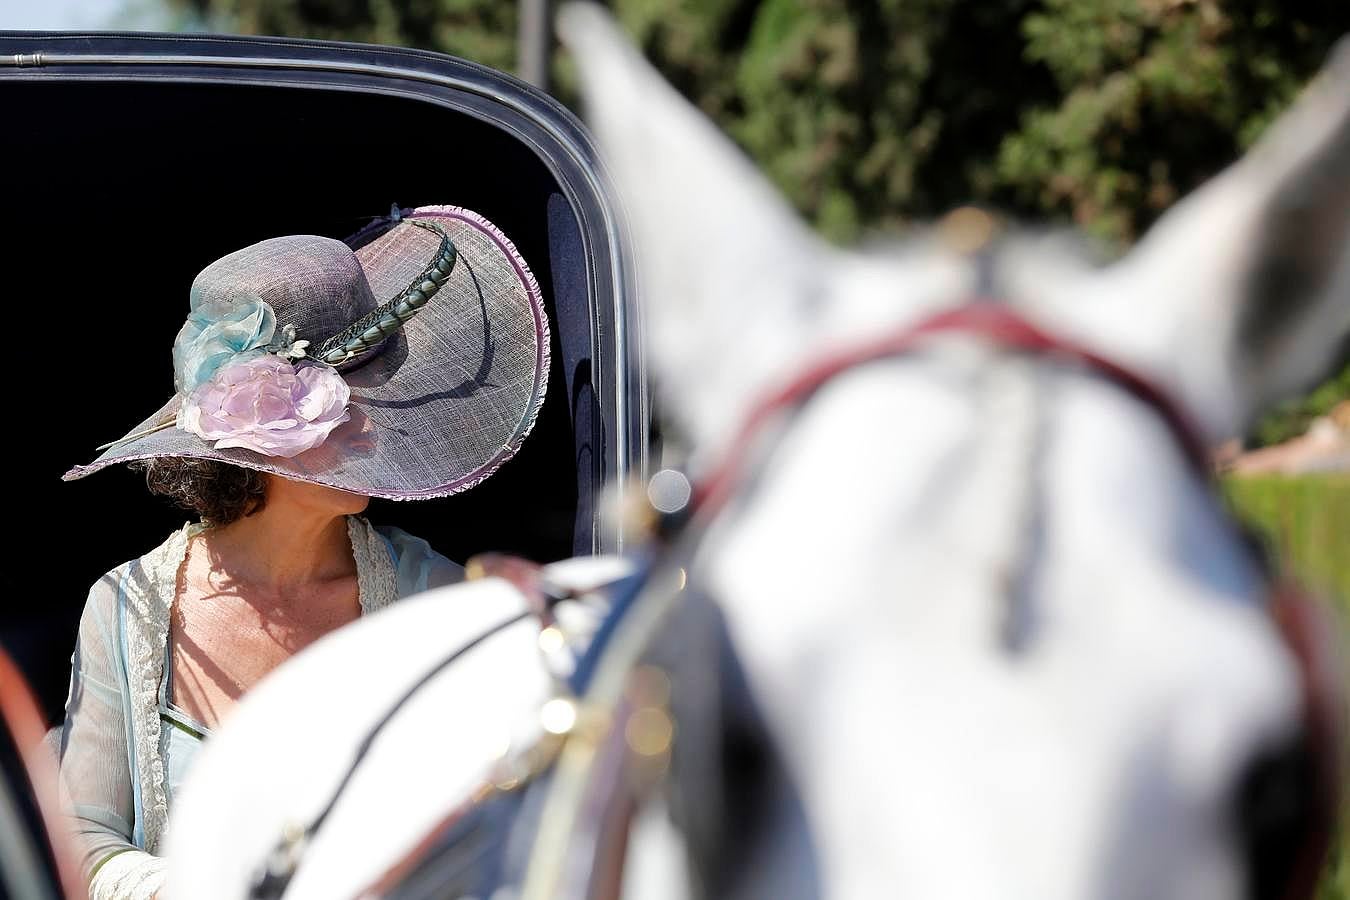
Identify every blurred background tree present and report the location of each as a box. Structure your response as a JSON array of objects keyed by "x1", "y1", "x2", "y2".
[
  {"x1": 174, "y1": 0, "x2": 519, "y2": 70},
  {"x1": 172, "y1": 0, "x2": 1346, "y2": 243}
]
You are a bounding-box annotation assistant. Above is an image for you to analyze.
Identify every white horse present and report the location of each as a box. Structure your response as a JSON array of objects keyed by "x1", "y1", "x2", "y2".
[{"x1": 166, "y1": 9, "x2": 1350, "y2": 899}]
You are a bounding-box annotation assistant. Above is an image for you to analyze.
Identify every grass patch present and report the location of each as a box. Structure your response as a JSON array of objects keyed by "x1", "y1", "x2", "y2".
[
  {"x1": 1224, "y1": 475, "x2": 1350, "y2": 599},
  {"x1": 1223, "y1": 474, "x2": 1348, "y2": 900}
]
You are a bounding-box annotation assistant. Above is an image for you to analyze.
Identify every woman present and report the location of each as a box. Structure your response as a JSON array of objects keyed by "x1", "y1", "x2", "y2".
[{"x1": 58, "y1": 206, "x2": 550, "y2": 899}]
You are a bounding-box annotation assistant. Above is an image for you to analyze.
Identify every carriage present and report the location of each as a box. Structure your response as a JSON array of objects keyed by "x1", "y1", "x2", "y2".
[{"x1": 0, "y1": 29, "x2": 646, "y2": 898}]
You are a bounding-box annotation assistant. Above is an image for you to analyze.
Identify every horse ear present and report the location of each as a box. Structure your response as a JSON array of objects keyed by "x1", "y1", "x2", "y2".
[
  {"x1": 1099, "y1": 40, "x2": 1350, "y2": 441},
  {"x1": 558, "y1": 4, "x2": 834, "y2": 452}
]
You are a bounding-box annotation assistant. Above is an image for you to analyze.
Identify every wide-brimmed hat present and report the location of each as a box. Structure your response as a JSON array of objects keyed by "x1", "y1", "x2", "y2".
[{"x1": 63, "y1": 205, "x2": 550, "y2": 500}]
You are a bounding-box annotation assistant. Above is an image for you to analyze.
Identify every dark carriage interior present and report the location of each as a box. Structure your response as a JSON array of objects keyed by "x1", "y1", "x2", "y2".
[{"x1": 1, "y1": 78, "x2": 599, "y2": 721}]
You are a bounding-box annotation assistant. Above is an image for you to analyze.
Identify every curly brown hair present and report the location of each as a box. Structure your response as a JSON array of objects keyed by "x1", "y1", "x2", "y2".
[{"x1": 131, "y1": 458, "x2": 266, "y2": 526}]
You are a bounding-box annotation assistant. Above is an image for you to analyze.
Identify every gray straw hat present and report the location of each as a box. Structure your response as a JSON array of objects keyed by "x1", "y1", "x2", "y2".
[{"x1": 64, "y1": 205, "x2": 550, "y2": 500}]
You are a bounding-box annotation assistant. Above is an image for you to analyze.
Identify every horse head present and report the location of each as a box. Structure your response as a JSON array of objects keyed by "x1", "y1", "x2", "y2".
[{"x1": 559, "y1": 8, "x2": 1348, "y2": 899}]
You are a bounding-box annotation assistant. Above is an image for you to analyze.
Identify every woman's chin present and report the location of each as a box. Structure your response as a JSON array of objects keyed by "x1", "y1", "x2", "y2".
[{"x1": 265, "y1": 474, "x2": 371, "y2": 517}]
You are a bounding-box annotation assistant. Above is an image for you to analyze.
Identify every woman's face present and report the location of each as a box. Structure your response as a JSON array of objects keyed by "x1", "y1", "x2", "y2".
[{"x1": 263, "y1": 474, "x2": 370, "y2": 518}]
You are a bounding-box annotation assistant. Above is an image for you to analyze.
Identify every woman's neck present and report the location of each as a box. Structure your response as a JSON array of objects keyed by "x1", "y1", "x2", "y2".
[{"x1": 201, "y1": 506, "x2": 356, "y2": 590}]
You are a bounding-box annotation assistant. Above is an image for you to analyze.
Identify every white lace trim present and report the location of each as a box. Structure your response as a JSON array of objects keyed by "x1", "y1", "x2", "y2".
[
  {"x1": 124, "y1": 515, "x2": 397, "y2": 853},
  {"x1": 124, "y1": 522, "x2": 200, "y2": 854},
  {"x1": 349, "y1": 515, "x2": 400, "y2": 615},
  {"x1": 89, "y1": 849, "x2": 167, "y2": 900}
]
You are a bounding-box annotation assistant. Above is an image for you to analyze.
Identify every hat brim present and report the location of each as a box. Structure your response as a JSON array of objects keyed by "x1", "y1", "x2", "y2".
[{"x1": 63, "y1": 206, "x2": 550, "y2": 501}]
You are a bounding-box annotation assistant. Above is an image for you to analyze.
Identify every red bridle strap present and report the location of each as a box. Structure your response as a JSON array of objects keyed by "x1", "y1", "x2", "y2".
[{"x1": 690, "y1": 303, "x2": 1211, "y2": 519}]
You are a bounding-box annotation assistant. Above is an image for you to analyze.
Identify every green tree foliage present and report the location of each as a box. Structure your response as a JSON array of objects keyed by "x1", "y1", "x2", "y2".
[
  {"x1": 1255, "y1": 361, "x2": 1350, "y2": 446},
  {"x1": 607, "y1": 0, "x2": 1346, "y2": 245},
  {"x1": 613, "y1": 0, "x2": 1059, "y2": 241},
  {"x1": 172, "y1": 0, "x2": 1345, "y2": 242},
  {"x1": 174, "y1": 0, "x2": 519, "y2": 72},
  {"x1": 1002, "y1": 0, "x2": 1346, "y2": 241}
]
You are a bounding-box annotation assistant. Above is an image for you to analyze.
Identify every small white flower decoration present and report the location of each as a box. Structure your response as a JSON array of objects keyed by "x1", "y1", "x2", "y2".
[{"x1": 268, "y1": 323, "x2": 312, "y2": 361}]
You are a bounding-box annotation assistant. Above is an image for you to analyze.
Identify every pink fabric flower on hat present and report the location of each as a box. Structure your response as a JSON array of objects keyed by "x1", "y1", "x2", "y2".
[{"x1": 179, "y1": 354, "x2": 351, "y2": 458}]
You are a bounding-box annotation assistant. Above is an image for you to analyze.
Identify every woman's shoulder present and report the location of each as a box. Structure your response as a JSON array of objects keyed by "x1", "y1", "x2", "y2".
[
  {"x1": 367, "y1": 521, "x2": 466, "y2": 595},
  {"x1": 84, "y1": 523, "x2": 200, "y2": 609},
  {"x1": 372, "y1": 523, "x2": 433, "y2": 556}
]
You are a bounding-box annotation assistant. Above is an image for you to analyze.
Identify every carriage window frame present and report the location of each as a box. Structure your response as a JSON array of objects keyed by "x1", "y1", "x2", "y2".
[{"x1": 0, "y1": 29, "x2": 649, "y2": 555}]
